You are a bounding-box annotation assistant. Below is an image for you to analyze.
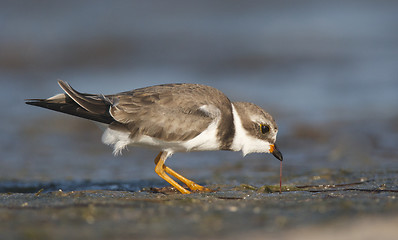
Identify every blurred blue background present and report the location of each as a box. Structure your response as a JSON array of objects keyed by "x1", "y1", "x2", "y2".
[{"x1": 1, "y1": 1, "x2": 397, "y2": 184}]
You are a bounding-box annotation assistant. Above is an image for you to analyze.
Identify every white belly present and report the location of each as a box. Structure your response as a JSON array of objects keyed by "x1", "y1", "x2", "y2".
[{"x1": 101, "y1": 118, "x2": 220, "y2": 155}]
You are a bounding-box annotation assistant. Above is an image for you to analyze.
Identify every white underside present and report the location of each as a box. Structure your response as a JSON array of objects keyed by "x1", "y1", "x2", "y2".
[{"x1": 102, "y1": 104, "x2": 221, "y2": 155}]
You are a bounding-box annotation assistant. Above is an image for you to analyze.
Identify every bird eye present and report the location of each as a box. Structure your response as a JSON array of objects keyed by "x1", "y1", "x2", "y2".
[{"x1": 261, "y1": 124, "x2": 270, "y2": 134}]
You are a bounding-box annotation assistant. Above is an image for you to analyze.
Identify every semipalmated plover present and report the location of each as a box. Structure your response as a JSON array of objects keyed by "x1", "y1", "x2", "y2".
[{"x1": 26, "y1": 80, "x2": 283, "y2": 194}]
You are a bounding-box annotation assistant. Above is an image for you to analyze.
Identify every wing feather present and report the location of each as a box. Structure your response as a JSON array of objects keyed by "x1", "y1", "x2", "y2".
[{"x1": 108, "y1": 84, "x2": 228, "y2": 142}]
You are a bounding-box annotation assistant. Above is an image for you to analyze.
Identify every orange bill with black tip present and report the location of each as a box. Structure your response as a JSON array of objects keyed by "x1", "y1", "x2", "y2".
[{"x1": 269, "y1": 144, "x2": 283, "y2": 161}]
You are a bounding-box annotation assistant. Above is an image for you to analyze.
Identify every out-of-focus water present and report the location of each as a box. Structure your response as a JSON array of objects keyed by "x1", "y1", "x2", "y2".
[{"x1": 1, "y1": 1, "x2": 398, "y2": 183}]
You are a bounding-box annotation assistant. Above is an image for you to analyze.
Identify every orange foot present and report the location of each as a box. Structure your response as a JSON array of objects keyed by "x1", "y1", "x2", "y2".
[{"x1": 186, "y1": 183, "x2": 214, "y2": 192}]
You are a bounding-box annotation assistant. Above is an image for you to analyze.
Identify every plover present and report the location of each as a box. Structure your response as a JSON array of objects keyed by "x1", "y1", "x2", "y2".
[{"x1": 26, "y1": 80, "x2": 283, "y2": 194}]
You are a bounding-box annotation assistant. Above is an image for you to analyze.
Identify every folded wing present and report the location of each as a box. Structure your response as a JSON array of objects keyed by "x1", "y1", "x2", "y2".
[
  {"x1": 26, "y1": 81, "x2": 225, "y2": 142},
  {"x1": 109, "y1": 84, "x2": 219, "y2": 142}
]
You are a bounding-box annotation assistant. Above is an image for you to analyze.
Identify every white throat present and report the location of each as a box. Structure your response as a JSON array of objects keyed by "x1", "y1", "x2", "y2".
[{"x1": 230, "y1": 103, "x2": 271, "y2": 156}]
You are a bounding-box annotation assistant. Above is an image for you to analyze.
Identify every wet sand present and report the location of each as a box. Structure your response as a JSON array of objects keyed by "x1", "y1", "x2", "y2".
[{"x1": 1, "y1": 165, "x2": 397, "y2": 239}]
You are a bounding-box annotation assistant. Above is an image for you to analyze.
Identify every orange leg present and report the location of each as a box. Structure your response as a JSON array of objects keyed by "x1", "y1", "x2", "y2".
[
  {"x1": 164, "y1": 167, "x2": 212, "y2": 192},
  {"x1": 154, "y1": 152, "x2": 212, "y2": 194},
  {"x1": 154, "y1": 152, "x2": 191, "y2": 194}
]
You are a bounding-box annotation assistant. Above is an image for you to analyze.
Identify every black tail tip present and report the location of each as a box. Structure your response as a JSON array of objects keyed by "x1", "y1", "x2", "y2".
[{"x1": 25, "y1": 99, "x2": 45, "y2": 106}]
